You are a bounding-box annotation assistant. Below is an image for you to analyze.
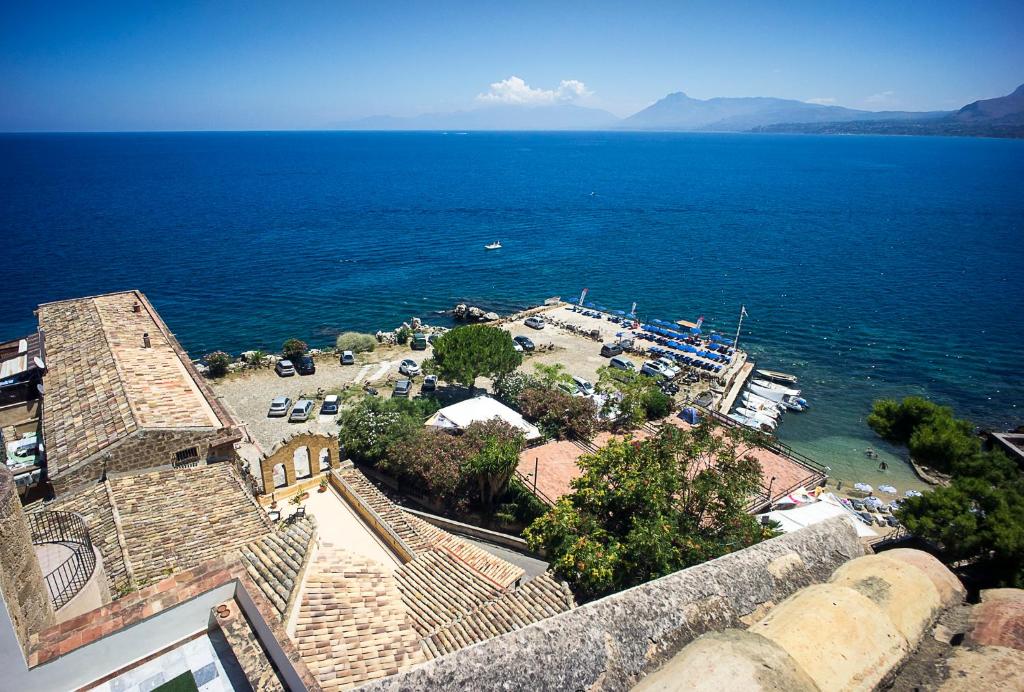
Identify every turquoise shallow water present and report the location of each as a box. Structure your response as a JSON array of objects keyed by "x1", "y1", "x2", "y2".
[{"x1": 1, "y1": 131, "x2": 1022, "y2": 487}]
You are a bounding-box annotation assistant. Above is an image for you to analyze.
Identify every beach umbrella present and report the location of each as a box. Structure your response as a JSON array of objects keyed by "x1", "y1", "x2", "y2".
[
  {"x1": 613, "y1": 310, "x2": 626, "y2": 315},
  {"x1": 690, "y1": 327, "x2": 701, "y2": 335},
  {"x1": 585, "y1": 302, "x2": 595, "y2": 308}
]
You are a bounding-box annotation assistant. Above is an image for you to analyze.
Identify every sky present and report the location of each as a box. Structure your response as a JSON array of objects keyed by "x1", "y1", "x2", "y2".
[{"x1": 1, "y1": 1, "x2": 1023, "y2": 131}]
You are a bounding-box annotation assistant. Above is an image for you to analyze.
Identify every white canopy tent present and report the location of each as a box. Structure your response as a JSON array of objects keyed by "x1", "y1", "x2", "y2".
[
  {"x1": 757, "y1": 493, "x2": 879, "y2": 539},
  {"x1": 426, "y1": 395, "x2": 541, "y2": 441}
]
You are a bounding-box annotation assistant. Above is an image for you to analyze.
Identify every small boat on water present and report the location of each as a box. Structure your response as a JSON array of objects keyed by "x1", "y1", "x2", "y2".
[
  {"x1": 739, "y1": 396, "x2": 781, "y2": 420},
  {"x1": 755, "y1": 369, "x2": 798, "y2": 385},
  {"x1": 484, "y1": 241, "x2": 502, "y2": 250},
  {"x1": 748, "y1": 383, "x2": 809, "y2": 412},
  {"x1": 742, "y1": 391, "x2": 783, "y2": 413},
  {"x1": 729, "y1": 411, "x2": 775, "y2": 433},
  {"x1": 751, "y1": 379, "x2": 801, "y2": 397},
  {"x1": 734, "y1": 407, "x2": 778, "y2": 430}
]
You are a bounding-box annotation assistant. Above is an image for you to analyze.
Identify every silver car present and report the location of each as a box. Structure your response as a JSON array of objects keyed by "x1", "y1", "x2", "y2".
[
  {"x1": 399, "y1": 359, "x2": 421, "y2": 376},
  {"x1": 289, "y1": 399, "x2": 314, "y2": 421},
  {"x1": 267, "y1": 396, "x2": 292, "y2": 417}
]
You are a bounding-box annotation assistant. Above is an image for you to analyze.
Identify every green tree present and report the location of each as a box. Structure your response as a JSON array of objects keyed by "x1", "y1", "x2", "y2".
[
  {"x1": 462, "y1": 420, "x2": 526, "y2": 508},
  {"x1": 867, "y1": 396, "x2": 978, "y2": 474},
  {"x1": 518, "y1": 386, "x2": 598, "y2": 440},
  {"x1": 533, "y1": 362, "x2": 574, "y2": 390},
  {"x1": 395, "y1": 326, "x2": 411, "y2": 345},
  {"x1": 596, "y1": 366, "x2": 666, "y2": 428},
  {"x1": 338, "y1": 396, "x2": 437, "y2": 465},
  {"x1": 493, "y1": 370, "x2": 542, "y2": 406},
  {"x1": 525, "y1": 422, "x2": 772, "y2": 600},
  {"x1": 867, "y1": 396, "x2": 954, "y2": 445},
  {"x1": 282, "y1": 338, "x2": 308, "y2": 361},
  {"x1": 336, "y1": 332, "x2": 376, "y2": 353},
  {"x1": 204, "y1": 351, "x2": 232, "y2": 378},
  {"x1": 430, "y1": 325, "x2": 522, "y2": 388},
  {"x1": 245, "y1": 350, "x2": 266, "y2": 369}
]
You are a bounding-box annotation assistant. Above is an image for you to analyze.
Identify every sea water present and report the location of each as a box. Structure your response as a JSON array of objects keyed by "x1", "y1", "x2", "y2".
[{"x1": 2, "y1": 131, "x2": 1022, "y2": 486}]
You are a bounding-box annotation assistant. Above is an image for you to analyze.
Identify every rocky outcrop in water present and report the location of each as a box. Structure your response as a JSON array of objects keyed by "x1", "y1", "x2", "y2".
[{"x1": 453, "y1": 304, "x2": 499, "y2": 322}]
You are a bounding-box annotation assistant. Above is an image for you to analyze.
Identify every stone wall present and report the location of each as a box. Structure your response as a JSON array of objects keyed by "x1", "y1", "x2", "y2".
[
  {"x1": 258, "y1": 433, "x2": 340, "y2": 496},
  {"x1": 51, "y1": 428, "x2": 232, "y2": 496},
  {"x1": 356, "y1": 518, "x2": 865, "y2": 692},
  {"x1": 0, "y1": 466, "x2": 54, "y2": 658}
]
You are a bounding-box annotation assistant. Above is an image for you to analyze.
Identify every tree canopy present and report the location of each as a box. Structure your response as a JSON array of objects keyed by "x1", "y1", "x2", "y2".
[
  {"x1": 282, "y1": 338, "x2": 308, "y2": 360},
  {"x1": 427, "y1": 325, "x2": 522, "y2": 387},
  {"x1": 337, "y1": 396, "x2": 439, "y2": 465},
  {"x1": 868, "y1": 395, "x2": 1024, "y2": 588},
  {"x1": 595, "y1": 366, "x2": 669, "y2": 428},
  {"x1": 525, "y1": 422, "x2": 772, "y2": 601}
]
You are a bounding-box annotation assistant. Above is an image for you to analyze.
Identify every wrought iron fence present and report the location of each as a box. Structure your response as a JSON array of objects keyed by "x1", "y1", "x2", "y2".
[{"x1": 27, "y1": 510, "x2": 96, "y2": 611}]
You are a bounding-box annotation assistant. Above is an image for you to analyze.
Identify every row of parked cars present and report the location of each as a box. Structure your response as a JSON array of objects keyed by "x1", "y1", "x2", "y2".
[
  {"x1": 276, "y1": 351, "x2": 358, "y2": 377},
  {"x1": 267, "y1": 394, "x2": 339, "y2": 421}
]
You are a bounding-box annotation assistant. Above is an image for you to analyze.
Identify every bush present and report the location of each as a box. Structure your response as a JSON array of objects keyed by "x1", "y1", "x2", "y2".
[
  {"x1": 336, "y1": 332, "x2": 376, "y2": 353},
  {"x1": 282, "y1": 338, "x2": 308, "y2": 361},
  {"x1": 204, "y1": 351, "x2": 232, "y2": 378},
  {"x1": 643, "y1": 388, "x2": 674, "y2": 420},
  {"x1": 518, "y1": 386, "x2": 598, "y2": 440},
  {"x1": 868, "y1": 396, "x2": 978, "y2": 474},
  {"x1": 337, "y1": 397, "x2": 433, "y2": 465},
  {"x1": 493, "y1": 371, "x2": 542, "y2": 406},
  {"x1": 395, "y1": 326, "x2": 411, "y2": 345}
]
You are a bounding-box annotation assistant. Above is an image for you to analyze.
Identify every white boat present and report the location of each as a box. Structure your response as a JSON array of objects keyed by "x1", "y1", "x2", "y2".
[
  {"x1": 755, "y1": 369, "x2": 798, "y2": 385},
  {"x1": 734, "y1": 407, "x2": 778, "y2": 430},
  {"x1": 748, "y1": 383, "x2": 786, "y2": 403},
  {"x1": 742, "y1": 391, "x2": 783, "y2": 413},
  {"x1": 484, "y1": 241, "x2": 502, "y2": 250},
  {"x1": 749, "y1": 383, "x2": 808, "y2": 411},
  {"x1": 751, "y1": 379, "x2": 801, "y2": 397},
  {"x1": 739, "y1": 397, "x2": 781, "y2": 420},
  {"x1": 728, "y1": 411, "x2": 775, "y2": 433}
]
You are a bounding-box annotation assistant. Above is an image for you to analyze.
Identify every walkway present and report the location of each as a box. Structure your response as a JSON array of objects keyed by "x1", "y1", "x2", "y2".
[{"x1": 300, "y1": 486, "x2": 402, "y2": 573}]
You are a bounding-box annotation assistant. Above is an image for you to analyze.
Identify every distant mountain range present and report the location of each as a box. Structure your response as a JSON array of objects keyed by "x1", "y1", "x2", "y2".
[{"x1": 335, "y1": 84, "x2": 1024, "y2": 138}]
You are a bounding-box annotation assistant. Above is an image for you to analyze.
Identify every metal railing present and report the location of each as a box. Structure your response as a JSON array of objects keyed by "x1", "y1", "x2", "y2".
[{"x1": 28, "y1": 510, "x2": 96, "y2": 611}]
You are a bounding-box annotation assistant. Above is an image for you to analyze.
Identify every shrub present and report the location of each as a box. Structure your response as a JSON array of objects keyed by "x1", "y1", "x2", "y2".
[
  {"x1": 493, "y1": 371, "x2": 542, "y2": 406},
  {"x1": 282, "y1": 338, "x2": 308, "y2": 361},
  {"x1": 643, "y1": 388, "x2": 674, "y2": 420},
  {"x1": 336, "y1": 332, "x2": 376, "y2": 353},
  {"x1": 204, "y1": 351, "x2": 232, "y2": 378},
  {"x1": 518, "y1": 386, "x2": 598, "y2": 440},
  {"x1": 338, "y1": 397, "x2": 427, "y2": 465},
  {"x1": 395, "y1": 326, "x2": 411, "y2": 345}
]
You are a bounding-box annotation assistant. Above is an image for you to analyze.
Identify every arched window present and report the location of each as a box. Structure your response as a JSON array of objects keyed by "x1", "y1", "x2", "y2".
[
  {"x1": 293, "y1": 446, "x2": 312, "y2": 480},
  {"x1": 318, "y1": 447, "x2": 331, "y2": 471},
  {"x1": 272, "y1": 463, "x2": 287, "y2": 488}
]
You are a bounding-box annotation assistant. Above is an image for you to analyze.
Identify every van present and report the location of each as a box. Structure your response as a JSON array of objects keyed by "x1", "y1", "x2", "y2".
[
  {"x1": 289, "y1": 399, "x2": 314, "y2": 422},
  {"x1": 340, "y1": 350, "x2": 355, "y2": 365},
  {"x1": 609, "y1": 356, "x2": 635, "y2": 371},
  {"x1": 411, "y1": 333, "x2": 428, "y2": 350},
  {"x1": 600, "y1": 343, "x2": 623, "y2": 357}
]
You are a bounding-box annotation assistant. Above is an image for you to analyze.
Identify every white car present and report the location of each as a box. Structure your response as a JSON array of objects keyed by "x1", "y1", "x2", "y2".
[
  {"x1": 267, "y1": 396, "x2": 291, "y2": 417},
  {"x1": 572, "y1": 376, "x2": 595, "y2": 396},
  {"x1": 656, "y1": 357, "x2": 680, "y2": 378},
  {"x1": 524, "y1": 316, "x2": 546, "y2": 330},
  {"x1": 289, "y1": 399, "x2": 314, "y2": 421},
  {"x1": 641, "y1": 361, "x2": 669, "y2": 378},
  {"x1": 399, "y1": 359, "x2": 421, "y2": 376}
]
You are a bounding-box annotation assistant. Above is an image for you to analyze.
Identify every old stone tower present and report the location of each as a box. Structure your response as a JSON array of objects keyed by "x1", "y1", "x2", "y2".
[{"x1": 0, "y1": 466, "x2": 54, "y2": 657}]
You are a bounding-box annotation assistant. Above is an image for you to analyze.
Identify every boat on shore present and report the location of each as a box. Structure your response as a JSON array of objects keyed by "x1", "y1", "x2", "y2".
[
  {"x1": 755, "y1": 368, "x2": 798, "y2": 385},
  {"x1": 484, "y1": 241, "x2": 502, "y2": 250}
]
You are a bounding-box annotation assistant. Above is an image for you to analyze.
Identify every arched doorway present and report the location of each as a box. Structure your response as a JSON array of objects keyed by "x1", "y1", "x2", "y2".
[
  {"x1": 293, "y1": 446, "x2": 312, "y2": 480},
  {"x1": 272, "y1": 463, "x2": 287, "y2": 489},
  {"x1": 318, "y1": 447, "x2": 331, "y2": 472}
]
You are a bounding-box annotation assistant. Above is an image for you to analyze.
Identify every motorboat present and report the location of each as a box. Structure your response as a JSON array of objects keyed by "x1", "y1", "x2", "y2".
[
  {"x1": 734, "y1": 407, "x2": 778, "y2": 430},
  {"x1": 740, "y1": 399, "x2": 781, "y2": 420},
  {"x1": 755, "y1": 369, "x2": 798, "y2": 385},
  {"x1": 728, "y1": 411, "x2": 775, "y2": 433},
  {"x1": 751, "y1": 379, "x2": 801, "y2": 397},
  {"x1": 484, "y1": 241, "x2": 502, "y2": 250},
  {"x1": 742, "y1": 391, "x2": 783, "y2": 413},
  {"x1": 749, "y1": 383, "x2": 808, "y2": 412}
]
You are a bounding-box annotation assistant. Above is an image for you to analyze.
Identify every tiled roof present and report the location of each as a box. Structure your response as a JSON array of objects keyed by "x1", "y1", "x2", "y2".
[
  {"x1": 106, "y1": 464, "x2": 272, "y2": 584},
  {"x1": 38, "y1": 290, "x2": 229, "y2": 473},
  {"x1": 295, "y1": 546, "x2": 425, "y2": 691},
  {"x1": 241, "y1": 516, "x2": 316, "y2": 617},
  {"x1": 338, "y1": 468, "x2": 525, "y2": 589},
  {"x1": 42, "y1": 483, "x2": 132, "y2": 595},
  {"x1": 422, "y1": 573, "x2": 576, "y2": 658}
]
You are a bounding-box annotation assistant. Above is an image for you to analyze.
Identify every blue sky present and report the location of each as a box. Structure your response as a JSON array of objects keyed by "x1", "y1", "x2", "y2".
[{"x1": 1, "y1": 1, "x2": 1022, "y2": 131}]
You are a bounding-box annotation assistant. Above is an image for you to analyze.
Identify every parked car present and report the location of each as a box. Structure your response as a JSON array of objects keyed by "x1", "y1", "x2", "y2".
[
  {"x1": 600, "y1": 343, "x2": 623, "y2": 357},
  {"x1": 295, "y1": 355, "x2": 316, "y2": 375},
  {"x1": 609, "y1": 355, "x2": 635, "y2": 371},
  {"x1": 411, "y1": 333, "x2": 428, "y2": 350},
  {"x1": 422, "y1": 374, "x2": 438, "y2": 392},
  {"x1": 524, "y1": 316, "x2": 545, "y2": 330},
  {"x1": 275, "y1": 359, "x2": 296, "y2": 377},
  {"x1": 398, "y1": 359, "x2": 421, "y2": 376},
  {"x1": 641, "y1": 361, "x2": 669, "y2": 378},
  {"x1": 884, "y1": 515, "x2": 900, "y2": 528},
  {"x1": 513, "y1": 335, "x2": 535, "y2": 352},
  {"x1": 289, "y1": 399, "x2": 314, "y2": 421},
  {"x1": 320, "y1": 394, "x2": 339, "y2": 416},
  {"x1": 267, "y1": 396, "x2": 292, "y2": 417},
  {"x1": 393, "y1": 379, "x2": 412, "y2": 397},
  {"x1": 573, "y1": 376, "x2": 595, "y2": 396},
  {"x1": 512, "y1": 342, "x2": 523, "y2": 352},
  {"x1": 340, "y1": 350, "x2": 355, "y2": 365},
  {"x1": 656, "y1": 357, "x2": 680, "y2": 378}
]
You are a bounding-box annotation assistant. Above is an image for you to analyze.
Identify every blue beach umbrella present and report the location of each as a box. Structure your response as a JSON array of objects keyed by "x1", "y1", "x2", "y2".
[
  {"x1": 613, "y1": 310, "x2": 626, "y2": 315},
  {"x1": 585, "y1": 302, "x2": 595, "y2": 308}
]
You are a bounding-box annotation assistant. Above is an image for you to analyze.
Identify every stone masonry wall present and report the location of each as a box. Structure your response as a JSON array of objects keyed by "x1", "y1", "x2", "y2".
[
  {"x1": 0, "y1": 466, "x2": 55, "y2": 658},
  {"x1": 258, "y1": 433, "x2": 340, "y2": 495},
  {"x1": 51, "y1": 428, "x2": 230, "y2": 496},
  {"x1": 357, "y1": 517, "x2": 865, "y2": 692}
]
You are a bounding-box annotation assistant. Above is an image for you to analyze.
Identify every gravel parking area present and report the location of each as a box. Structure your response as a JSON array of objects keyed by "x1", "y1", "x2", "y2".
[{"x1": 210, "y1": 345, "x2": 426, "y2": 451}]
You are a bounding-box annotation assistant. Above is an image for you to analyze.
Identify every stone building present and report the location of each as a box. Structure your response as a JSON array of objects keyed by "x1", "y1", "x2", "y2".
[{"x1": 35, "y1": 290, "x2": 241, "y2": 495}]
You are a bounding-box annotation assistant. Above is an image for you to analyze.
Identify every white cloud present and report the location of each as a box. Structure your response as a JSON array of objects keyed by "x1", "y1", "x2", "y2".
[
  {"x1": 865, "y1": 90, "x2": 895, "y2": 104},
  {"x1": 806, "y1": 97, "x2": 837, "y2": 105},
  {"x1": 476, "y1": 76, "x2": 592, "y2": 106}
]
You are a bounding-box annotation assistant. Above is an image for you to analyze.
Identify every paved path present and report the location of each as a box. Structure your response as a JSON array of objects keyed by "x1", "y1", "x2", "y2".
[{"x1": 462, "y1": 537, "x2": 549, "y2": 583}]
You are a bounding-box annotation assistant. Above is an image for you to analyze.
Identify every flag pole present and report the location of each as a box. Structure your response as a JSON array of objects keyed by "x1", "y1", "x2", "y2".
[{"x1": 734, "y1": 305, "x2": 746, "y2": 351}]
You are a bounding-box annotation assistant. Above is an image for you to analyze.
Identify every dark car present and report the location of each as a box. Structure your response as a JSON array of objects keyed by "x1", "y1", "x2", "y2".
[
  {"x1": 513, "y1": 335, "x2": 535, "y2": 352},
  {"x1": 295, "y1": 355, "x2": 316, "y2": 375},
  {"x1": 600, "y1": 343, "x2": 623, "y2": 357},
  {"x1": 422, "y1": 374, "x2": 438, "y2": 392},
  {"x1": 393, "y1": 379, "x2": 412, "y2": 397}
]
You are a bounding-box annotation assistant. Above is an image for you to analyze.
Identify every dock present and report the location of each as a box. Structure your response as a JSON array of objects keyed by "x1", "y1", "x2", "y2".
[{"x1": 718, "y1": 359, "x2": 754, "y2": 414}]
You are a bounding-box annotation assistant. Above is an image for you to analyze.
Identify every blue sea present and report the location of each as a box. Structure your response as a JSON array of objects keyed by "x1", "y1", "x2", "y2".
[{"x1": 2, "y1": 131, "x2": 1022, "y2": 486}]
